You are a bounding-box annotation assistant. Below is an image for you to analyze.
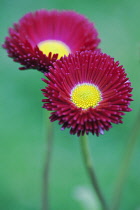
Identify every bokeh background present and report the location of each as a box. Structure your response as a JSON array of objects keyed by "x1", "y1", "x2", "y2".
[{"x1": 0, "y1": 0, "x2": 140, "y2": 209}]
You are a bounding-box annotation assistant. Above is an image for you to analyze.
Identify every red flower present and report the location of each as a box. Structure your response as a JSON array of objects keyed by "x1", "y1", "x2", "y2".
[
  {"x1": 3, "y1": 10, "x2": 100, "y2": 73},
  {"x1": 42, "y1": 51, "x2": 133, "y2": 136}
]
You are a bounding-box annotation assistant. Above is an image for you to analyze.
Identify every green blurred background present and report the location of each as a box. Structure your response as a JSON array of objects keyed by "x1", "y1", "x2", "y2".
[{"x1": 0, "y1": 0, "x2": 140, "y2": 209}]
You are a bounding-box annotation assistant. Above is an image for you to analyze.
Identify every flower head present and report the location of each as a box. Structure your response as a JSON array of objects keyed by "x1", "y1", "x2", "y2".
[
  {"x1": 42, "y1": 51, "x2": 133, "y2": 136},
  {"x1": 3, "y1": 10, "x2": 100, "y2": 73}
]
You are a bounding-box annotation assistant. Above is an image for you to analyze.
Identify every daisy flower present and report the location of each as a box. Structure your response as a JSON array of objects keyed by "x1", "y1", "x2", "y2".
[
  {"x1": 3, "y1": 10, "x2": 100, "y2": 72},
  {"x1": 42, "y1": 51, "x2": 133, "y2": 136}
]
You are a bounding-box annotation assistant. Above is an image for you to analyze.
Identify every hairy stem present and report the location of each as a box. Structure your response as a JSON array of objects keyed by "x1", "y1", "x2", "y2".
[
  {"x1": 42, "y1": 114, "x2": 54, "y2": 210},
  {"x1": 80, "y1": 135, "x2": 109, "y2": 210}
]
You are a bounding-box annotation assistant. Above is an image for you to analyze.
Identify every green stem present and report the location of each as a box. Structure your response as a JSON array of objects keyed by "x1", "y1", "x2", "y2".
[
  {"x1": 42, "y1": 112, "x2": 54, "y2": 210},
  {"x1": 80, "y1": 135, "x2": 109, "y2": 210},
  {"x1": 111, "y1": 110, "x2": 140, "y2": 210}
]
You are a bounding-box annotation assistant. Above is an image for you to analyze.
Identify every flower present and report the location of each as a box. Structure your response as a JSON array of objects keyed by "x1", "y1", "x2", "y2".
[
  {"x1": 3, "y1": 9, "x2": 100, "y2": 73},
  {"x1": 42, "y1": 51, "x2": 133, "y2": 136}
]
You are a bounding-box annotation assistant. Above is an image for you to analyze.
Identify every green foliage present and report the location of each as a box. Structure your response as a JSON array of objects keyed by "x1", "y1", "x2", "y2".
[{"x1": 0, "y1": 0, "x2": 140, "y2": 209}]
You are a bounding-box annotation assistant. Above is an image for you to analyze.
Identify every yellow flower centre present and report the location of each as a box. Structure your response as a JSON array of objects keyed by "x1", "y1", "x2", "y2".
[
  {"x1": 71, "y1": 83, "x2": 102, "y2": 109},
  {"x1": 38, "y1": 40, "x2": 71, "y2": 59}
]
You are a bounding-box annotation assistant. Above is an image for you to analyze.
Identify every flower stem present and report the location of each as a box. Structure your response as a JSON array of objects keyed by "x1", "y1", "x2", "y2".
[
  {"x1": 111, "y1": 110, "x2": 140, "y2": 210},
  {"x1": 42, "y1": 113, "x2": 54, "y2": 210},
  {"x1": 80, "y1": 135, "x2": 109, "y2": 210}
]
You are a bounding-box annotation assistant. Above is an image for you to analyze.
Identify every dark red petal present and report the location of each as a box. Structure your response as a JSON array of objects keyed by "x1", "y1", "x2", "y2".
[
  {"x1": 3, "y1": 9, "x2": 100, "y2": 72},
  {"x1": 42, "y1": 51, "x2": 133, "y2": 136}
]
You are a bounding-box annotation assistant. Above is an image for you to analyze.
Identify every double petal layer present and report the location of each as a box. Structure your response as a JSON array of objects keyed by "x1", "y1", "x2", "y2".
[
  {"x1": 3, "y1": 10, "x2": 100, "y2": 72},
  {"x1": 42, "y1": 51, "x2": 133, "y2": 136}
]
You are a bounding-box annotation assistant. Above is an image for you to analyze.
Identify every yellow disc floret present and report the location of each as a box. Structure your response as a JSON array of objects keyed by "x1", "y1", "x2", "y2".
[
  {"x1": 71, "y1": 83, "x2": 102, "y2": 109},
  {"x1": 38, "y1": 40, "x2": 71, "y2": 59}
]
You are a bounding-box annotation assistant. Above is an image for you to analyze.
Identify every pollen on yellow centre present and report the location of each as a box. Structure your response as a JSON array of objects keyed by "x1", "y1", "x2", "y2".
[
  {"x1": 38, "y1": 40, "x2": 71, "y2": 59},
  {"x1": 71, "y1": 83, "x2": 102, "y2": 109}
]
